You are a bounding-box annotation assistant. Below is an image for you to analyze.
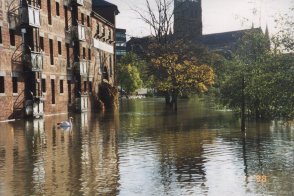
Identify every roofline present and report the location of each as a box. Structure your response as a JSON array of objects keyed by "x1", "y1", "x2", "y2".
[
  {"x1": 203, "y1": 27, "x2": 262, "y2": 36},
  {"x1": 91, "y1": 11, "x2": 115, "y2": 28},
  {"x1": 92, "y1": 1, "x2": 120, "y2": 15}
]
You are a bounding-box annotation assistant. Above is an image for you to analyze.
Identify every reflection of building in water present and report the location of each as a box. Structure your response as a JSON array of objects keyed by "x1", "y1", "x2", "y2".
[
  {"x1": 0, "y1": 123, "x2": 15, "y2": 196},
  {"x1": 71, "y1": 112, "x2": 120, "y2": 195},
  {"x1": 0, "y1": 113, "x2": 120, "y2": 195}
]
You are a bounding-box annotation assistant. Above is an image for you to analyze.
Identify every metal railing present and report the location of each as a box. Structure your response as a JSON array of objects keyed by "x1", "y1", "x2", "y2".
[
  {"x1": 74, "y1": 59, "x2": 91, "y2": 76},
  {"x1": 8, "y1": 5, "x2": 41, "y2": 29}
]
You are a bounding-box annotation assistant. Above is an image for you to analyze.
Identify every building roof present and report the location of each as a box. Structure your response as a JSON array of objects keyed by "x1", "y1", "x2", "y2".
[
  {"x1": 199, "y1": 28, "x2": 263, "y2": 51},
  {"x1": 92, "y1": 0, "x2": 119, "y2": 13},
  {"x1": 126, "y1": 28, "x2": 265, "y2": 58},
  {"x1": 201, "y1": 28, "x2": 262, "y2": 46},
  {"x1": 116, "y1": 28, "x2": 126, "y2": 32}
]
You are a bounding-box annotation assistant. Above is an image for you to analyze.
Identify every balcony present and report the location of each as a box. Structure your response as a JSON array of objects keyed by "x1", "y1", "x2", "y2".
[
  {"x1": 29, "y1": 51, "x2": 43, "y2": 72},
  {"x1": 93, "y1": 38, "x2": 114, "y2": 54},
  {"x1": 76, "y1": 0, "x2": 84, "y2": 6},
  {"x1": 77, "y1": 24, "x2": 86, "y2": 41},
  {"x1": 25, "y1": 99, "x2": 44, "y2": 119},
  {"x1": 19, "y1": 5, "x2": 40, "y2": 28},
  {"x1": 9, "y1": 5, "x2": 41, "y2": 29},
  {"x1": 64, "y1": 0, "x2": 71, "y2": 6},
  {"x1": 66, "y1": 23, "x2": 86, "y2": 41},
  {"x1": 74, "y1": 59, "x2": 90, "y2": 76},
  {"x1": 64, "y1": 0, "x2": 84, "y2": 6}
]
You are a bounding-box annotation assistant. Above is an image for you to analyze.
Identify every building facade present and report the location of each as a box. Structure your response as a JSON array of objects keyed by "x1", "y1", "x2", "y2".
[
  {"x1": 0, "y1": 0, "x2": 118, "y2": 121},
  {"x1": 174, "y1": 0, "x2": 202, "y2": 38}
]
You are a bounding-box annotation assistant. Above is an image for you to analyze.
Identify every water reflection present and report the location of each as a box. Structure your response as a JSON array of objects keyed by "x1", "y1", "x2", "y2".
[
  {"x1": 0, "y1": 113, "x2": 120, "y2": 195},
  {"x1": 0, "y1": 98, "x2": 294, "y2": 195}
]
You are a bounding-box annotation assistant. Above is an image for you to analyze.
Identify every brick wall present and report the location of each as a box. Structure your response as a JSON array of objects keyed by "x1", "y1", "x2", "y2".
[{"x1": 0, "y1": 0, "x2": 117, "y2": 120}]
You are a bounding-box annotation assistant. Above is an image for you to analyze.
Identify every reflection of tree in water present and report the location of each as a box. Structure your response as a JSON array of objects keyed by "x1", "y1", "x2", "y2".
[
  {"x1": 158, "y1": 130, "x2": 216, "y2": 194},
  {"x1": 222, "y1": 121, "x2": 294, "y2": 195}
]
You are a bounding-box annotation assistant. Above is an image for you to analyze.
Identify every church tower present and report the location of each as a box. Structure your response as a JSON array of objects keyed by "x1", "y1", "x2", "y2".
[{"x1": 174, "y1": 0, "x2": 202, "y2": 39}]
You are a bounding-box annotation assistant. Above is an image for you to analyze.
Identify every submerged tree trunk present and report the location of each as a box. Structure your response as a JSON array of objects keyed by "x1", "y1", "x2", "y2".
[
  {"x1": 254, "y1": 99, "x2": 261, "y2": 121},
  {"x1": 165, "y1": 91, "x2": 171, "y2": 105},
  {"x1": 171, "y1": 90, "x2": 178, "y2": 112},
  {"x1": 241, "y1": 77, "x2": 246, "y2": 132}
]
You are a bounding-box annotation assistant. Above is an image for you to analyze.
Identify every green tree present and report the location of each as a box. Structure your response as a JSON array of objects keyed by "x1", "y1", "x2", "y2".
[
  {"x1": 118, "y1": 53, "x2": 143, "y2": 95},
  {"x1": 151, "y1": 51, "x2": 214, "y2": 111},
  {"x1": 272, "y1": 7, "x2": 294, "y2": 53},
  {"x1": 220, "y1": 28, "x2": 271, "y2": 130},
  {"x1": 119, "y1": 52, "x2": 151, "y2": 87},
  {"x1": 220, "y1": 27, "x2": 294, "y2": 130}
]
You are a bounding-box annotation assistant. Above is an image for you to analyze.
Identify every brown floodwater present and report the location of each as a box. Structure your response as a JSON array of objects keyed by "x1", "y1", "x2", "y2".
[{"x1": 0, "y1": 98, "x2": 293, "y2": 196}]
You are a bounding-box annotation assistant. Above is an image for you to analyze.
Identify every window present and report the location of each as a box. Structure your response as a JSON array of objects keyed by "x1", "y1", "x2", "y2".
[
  {"x1": 12, "y1": 77, "x2": 18, "y2": 94},
  {"x1": 81, "y1": 13, "x2": 84, "y2": 25},
  {"x1": 0, "y1": 26, "x2": 2, "y2": 44},
  {"x1": 49, "y1": 39, "x2": 54, "y2": 65},
  {"x1": 42, "y1": 78, "x2": 46, "y2": 93},
  {"x1": 51, "y1": 79, "x2": 55, "y2": 104},
  {"x1": 87, "y1": 15, "x2": 90, "y2": 27},
  {"x1": 47, "y1": 0, "x2": 52, "y2": 25},
  {"x1": 82, "y1": 47, "x2": 86, "y2": 59},
  {"x1": 64, "y1": 7, "x2": 68, "y2": 29},
  {"x1": 9, "y1": 30, "x2": 15, "y2": 46},
  {"x1": 38, "y1": 0, "x2": 42, "y2": 8},
  {"x1": 102, "y1": 26, "x2": 105, "y2": 36},
  {"x1": 96, "y1": 23, "x2": 100, "y2": 36},
  {"x1": 56, "y1": 2, "x2": 60, "y2": 16},
  {"x1": 0, "y1": 76, "x2": 4, "y2": 93},
  {"x1": 108, "y1": 29, "x2": 112, "y2": 40},
  {"x1": 66, "y1": 43, "x2": 70, "y2": 67},
  {"x1": 40, "y1": 36, "x2": 44, "y2": 51},
  {"x1": 89, "y1": 81, "x2": 92, "y2": 93},
  {"x1": 67, "y1": 80, "x2": 71, "y2": 103},
  {"x1": 84, "y1": 81, "x2": 87, "y2": 92},
  {"x1": 109, "y1": 56, "x2": 113, "y2": 76},
  {"x1": 88, "y1": 49, "x2": 91, "y2": 60},
  {"x1": 58, "y1": 41, "x2": 62, "y2": 55},
  {"x1": 60, "y1": 80, "x2": 64, "y2": 94}
]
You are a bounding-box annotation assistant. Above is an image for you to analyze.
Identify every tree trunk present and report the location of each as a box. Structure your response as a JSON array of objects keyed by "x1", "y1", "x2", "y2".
[
  {"x1": 165, "y1": 91, "x2": 171, "y2": 105},
  {"x1": 254, "y1": 99, "x2": 260, "y2": 121},
  {"x1": 241, "y1": 76, "x2": 246, "y2": 132},
  {"x1": 171, "y1": 91, "x2": 178, "y2": 112}
]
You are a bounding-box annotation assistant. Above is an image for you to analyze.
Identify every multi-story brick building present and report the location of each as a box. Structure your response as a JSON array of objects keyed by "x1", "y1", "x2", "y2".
[{"x1": 0, "y1": 0, "x2": 119, "y2": 121}]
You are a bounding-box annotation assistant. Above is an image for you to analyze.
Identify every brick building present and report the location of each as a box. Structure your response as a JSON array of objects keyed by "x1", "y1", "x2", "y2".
[{"x1": 0, "y1": 0, "x2": 119, "y2": 121}]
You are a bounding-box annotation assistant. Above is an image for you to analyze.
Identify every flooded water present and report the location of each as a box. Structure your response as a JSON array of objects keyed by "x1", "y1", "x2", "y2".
[{"x1": 0, "y1": 98, "x2": 294, "y2": 196}]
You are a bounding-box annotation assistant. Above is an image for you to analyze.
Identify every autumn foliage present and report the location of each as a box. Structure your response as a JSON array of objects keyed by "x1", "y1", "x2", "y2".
[{"x1": 151, "y1": 54, "x2": 214, "y2": 94}]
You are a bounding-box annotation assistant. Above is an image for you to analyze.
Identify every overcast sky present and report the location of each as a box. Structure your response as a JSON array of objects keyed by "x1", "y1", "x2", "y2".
[{"x1": 106, "y1": 0, "x2": 293, "y2": 39}]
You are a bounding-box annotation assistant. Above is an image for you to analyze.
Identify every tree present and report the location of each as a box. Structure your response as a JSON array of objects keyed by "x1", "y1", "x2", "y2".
[
  {"x1": 220, "y1": 27, "x2": 294, "y2": 131},
  {"x1": 119, "y1": 52, "x2": 150, "y2": 86},
  {"x1": 272, "y1": 7, "x2": 294, "y2": 52},
  {"x1": 151, "y1": 51, "x2": 214, "y2": 111},
  {"x1": 220, "y1": 28, "x2": 271, "y2": 130},
  {"x1": 134, "y1": 0, "x2": 215, "y2": 111},
  {"x1": 133, "y1": 0, "x2": 174, "y2": 44},
  {"x1": 118, "y1": 53, "x2": 143, "y2": 95}
]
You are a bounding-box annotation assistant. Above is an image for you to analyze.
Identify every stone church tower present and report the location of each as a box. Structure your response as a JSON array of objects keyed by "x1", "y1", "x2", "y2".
[{"x1": 174, "y1": 0, "x2": 202, "y2": 38}]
